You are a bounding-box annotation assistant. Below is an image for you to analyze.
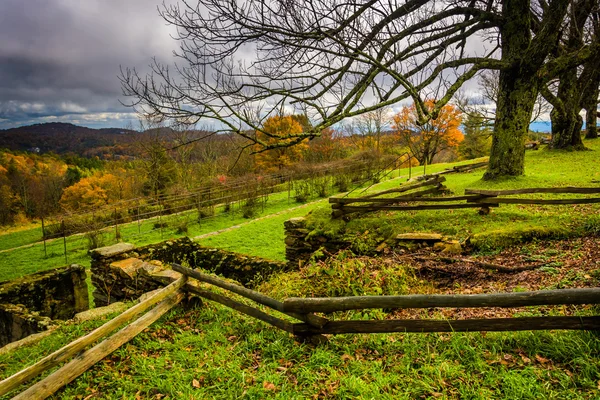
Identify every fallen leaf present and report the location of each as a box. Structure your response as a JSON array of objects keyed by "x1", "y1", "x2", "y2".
[
  {"x1": 535, "y1": 354, "x2": 550, "y2": 364},
  {"x1": 263, "y1": 381, "x2": 276, "y2": 391},
  {"x1": 192, "y1": 378, "x2": 202, "y2": 388}
]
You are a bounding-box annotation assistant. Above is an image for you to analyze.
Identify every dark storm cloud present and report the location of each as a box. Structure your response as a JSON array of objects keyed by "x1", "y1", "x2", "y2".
[{"x1": 0, "y1": 0, "x2": 178, "y2": 129}]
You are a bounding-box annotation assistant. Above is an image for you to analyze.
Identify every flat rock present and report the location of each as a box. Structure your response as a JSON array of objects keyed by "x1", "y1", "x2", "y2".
[
  {"x1": 151, "y1": 269, "x2": 183, "y2": 285},
  {"x1": 90, "y1": 243, "x2": 135, "y2": 259},
  {"x1": 396, "y1": 233, "x2": 443, "y2": 242},
  {"x1": 73, "y1": 302, "x2": 128, "y2": 322},
  {"x1": 441, "y1": 240, "x2": 462, "y2": 254},
  {"x1": 110, "y1": 258, "x2": 148, "y2": 279}
]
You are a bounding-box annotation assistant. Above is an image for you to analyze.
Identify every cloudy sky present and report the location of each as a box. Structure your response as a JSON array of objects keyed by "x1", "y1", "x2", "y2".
[{"x1": 0, "y1": 0, "x2": 178, "y2": 129}]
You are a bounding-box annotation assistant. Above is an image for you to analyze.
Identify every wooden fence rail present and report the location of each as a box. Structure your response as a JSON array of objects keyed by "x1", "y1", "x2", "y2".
[
  {"x1": 4, "y1": 265, "x2": 599, "y2": 398},
  {"x1": 171, "y1": 265, "x2": 600, "y2": 337},
  {"x1": 332, "y1": 180, "x2": 600, "y2": 218},
  {"x1": 1, "y1": 278, "x2": 187, "y2": 399}
]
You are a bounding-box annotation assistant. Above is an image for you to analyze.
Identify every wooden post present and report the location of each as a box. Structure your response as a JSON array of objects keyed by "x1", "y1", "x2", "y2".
[
  {"x1": 61, "y1": 219, "x2": 67, "y2": 264},
  {"x1": 0, "y1": 277, "x2": 187, "y2": 397},
  {"x1": 114, "y1": 207, "x2": 119, "y2": 241},
  {"x1": 158, "y1": 199, "x2": 163, "y2": 239},
  {"x1": 12, "y1": 291, "x2": 185, "y2": 400},
  {"x1": 41, "y1": 217, "x2": 47, "y2": 258}
]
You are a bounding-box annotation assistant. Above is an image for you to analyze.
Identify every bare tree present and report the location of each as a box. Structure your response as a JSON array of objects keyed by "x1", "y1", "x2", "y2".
[
  {"x1": 121, "y1": 0, "x2": 597, "y2": 179},
  {"x1": 540, "y1": 0, "x2": 600, "y2": 149},
  {"x1": 355, "y1": 107, "x2": 392, "y2": 154}
]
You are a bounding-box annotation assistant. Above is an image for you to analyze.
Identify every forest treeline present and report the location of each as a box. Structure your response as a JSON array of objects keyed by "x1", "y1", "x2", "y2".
[{"x1": 0, "y1": 107, "x2": 506, "y2": 226}]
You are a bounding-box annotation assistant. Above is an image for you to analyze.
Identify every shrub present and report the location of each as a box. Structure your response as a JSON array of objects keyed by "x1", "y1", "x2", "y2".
[
  {"x1": 242, "y1": 197, "x2": 260, "y2": 219},
  {"x1": 313, "y1": 176, "x2": 331, "y2": 198},
  {"x1": 153, "y1": 221, "x2": 168, "y2": 229},
  {"x1": 174, "y1": 220, "x2": 189, "y2": 234},
  {"x1": 260, "y1": 251, "x2": 425, "y2": 299},
  {"x1": 198, "y1": 206, "x2": 215, "y2": 220},
  {"x1": 293, "y1": 181, "x2": 312, "y2": 203},
  {"x1": 85, "y1": 230, "x2": 105, "y2": 250},
  {"x1": 333, "y1": 174, "x2": 351, "y2": 192}
]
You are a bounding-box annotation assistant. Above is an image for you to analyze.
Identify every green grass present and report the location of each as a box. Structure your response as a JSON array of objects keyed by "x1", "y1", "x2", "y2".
[
  {"x1": 0, "y1": 162, "x2": 444, "y2": 282},
  {"x1": 2, "y1": 302, "x2": 598, "y2": 399},
  {"x1": 2, "y1": 148, "x2": 600, "y2": 399},
  {"x1": 304, "y1": 141, "x2": 600, "y2": 253},
  {"x1": 0, "y1": 223, "x2": 44, "y2": 251}
]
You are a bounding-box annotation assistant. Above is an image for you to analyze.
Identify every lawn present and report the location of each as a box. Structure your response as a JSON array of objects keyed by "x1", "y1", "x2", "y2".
[
  {"x1": 0, "y1": 162, "x2": 437, "y2": 282},
  {"x1": 2, "y1": 145, "x2": 600, "y2": 399},
  {"x1": 1, "y1": 298, "x2": 598, "y2": 399},
  {"x1": 303, "y1": 141, "x2": 600, "y2": 254}
]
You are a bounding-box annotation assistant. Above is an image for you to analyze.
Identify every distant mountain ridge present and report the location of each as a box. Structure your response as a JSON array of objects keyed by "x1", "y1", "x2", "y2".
[{"x1": 0, "y1": 122, "x2": 149, "y2": 158}]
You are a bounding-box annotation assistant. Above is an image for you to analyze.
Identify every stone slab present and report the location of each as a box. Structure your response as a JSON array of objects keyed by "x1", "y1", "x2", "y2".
[{"x1": 90, "y1": 243, "x2": 135, "y2": 259}]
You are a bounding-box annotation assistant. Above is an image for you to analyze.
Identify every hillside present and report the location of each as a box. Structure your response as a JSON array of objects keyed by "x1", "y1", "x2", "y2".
[{"x1": 0, "y1": 123, "x2": 144, "y2": 158}]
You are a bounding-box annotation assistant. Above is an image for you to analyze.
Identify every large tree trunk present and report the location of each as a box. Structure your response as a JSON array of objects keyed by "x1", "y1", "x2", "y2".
[
  {"x1": 549, "y1": 0, "x2": 595, "y2": 147},
  {"x1": 551, "y1": 108, "x2": 585, "y2": 148},
  {"x1": 550, "y1": 66, "x2": 585, "y2": 148},
  {"x1": 583, "y1": 65, "x2": 600, "y2": 139},
  {"x1": 584, "y1": 106, "x2": 598, "y2": 139},
  {"x1": 484, "y1": 71, "x2": 537, "y2": 179},
  {"x1": 484, "y1": 0, "x2": 536, "y2": 180}
]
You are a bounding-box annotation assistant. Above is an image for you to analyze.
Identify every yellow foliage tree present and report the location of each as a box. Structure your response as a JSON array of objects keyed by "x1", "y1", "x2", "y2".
[
  {"x1": 254, "y1": 115, "x2": 308, "y2": 172},
  {"x1": 59, "y1": 173, "x2": 122, "y2": 211},
  {"x1": 392, "y1": 100, "x2": 463, "y2": 165}
]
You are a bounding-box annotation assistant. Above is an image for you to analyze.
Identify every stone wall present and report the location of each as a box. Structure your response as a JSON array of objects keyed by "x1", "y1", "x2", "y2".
[
  {"x1": 90, "y1": 238, "x2": 288, "y2": 306},
  {"x1": 0, "y1": 264, "x2": 89, "y2": 346},
  {"x1": 284, "y1": 217, "x2": 350, "y2": 267},
  {"x1": 0, "y1": 304, "x2": 53, "y2": 347},
  {"x1": 0, "y1": 265, "x2": 89, "y2": 320}
]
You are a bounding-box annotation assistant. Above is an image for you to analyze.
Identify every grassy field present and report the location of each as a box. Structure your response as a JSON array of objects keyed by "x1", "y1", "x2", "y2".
[
  {"x1": 2, "y1": 145, "x2": 600, "y2": 399},
  {"x1": 2, "y1": 293, "x2": 598, "y2": 399},
  {"x1": 0, "y1": 163, "x2": 447, "y2": 282},
  {"x1": 302, "y1": 142, "x2": 600, "y2": 255}
]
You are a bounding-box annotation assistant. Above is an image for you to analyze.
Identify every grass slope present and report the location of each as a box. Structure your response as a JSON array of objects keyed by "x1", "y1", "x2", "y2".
[
  {"x1": 2, "y1": 303, "x2": 598, "y2": 399},
  {"x1": 304, "y1": 142, "x2": 600, "y2": 255},
  {"x1": 2, "y1": 147, "x2": 600, "y2": 398},
  {"x1": 0, "y1": 163, "x2": 445, "y2": 282}
]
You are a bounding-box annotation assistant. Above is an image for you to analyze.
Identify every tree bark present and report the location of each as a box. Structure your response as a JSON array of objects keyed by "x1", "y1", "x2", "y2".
[
  {"x1": 485, "y1": 0, "x2": 571, "y2": 179},
  {"x1": 583, "y1": 64, "x2": 600, "y2": 139},
  {"x1": 585, "y1": 106, "x2": 598, "y2": 139},
  {"x1": 485, "y1": 74, "x2": 536, "y2": 179},
  {"x1": 484, "y1": 0, "x2": 537, "y2": 180}
]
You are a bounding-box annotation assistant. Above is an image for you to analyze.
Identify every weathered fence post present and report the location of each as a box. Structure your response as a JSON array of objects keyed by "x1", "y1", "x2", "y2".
[
  {"x1": 114, "y1": 207, "x2": 119, "y2": 241},
  {"x1": 61, "y1": 219, "x2": 67, "y2": 263},
  {"x1": 41, "y1": 216, "x2": 47, "y2": 258}
]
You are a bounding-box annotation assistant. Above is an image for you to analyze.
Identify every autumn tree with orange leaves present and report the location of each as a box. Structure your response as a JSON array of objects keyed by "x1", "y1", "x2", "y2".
[
  {"x1": 59, "y1": 172, "x2": 132, "y2": 212},
  {"x1": 392, "y1": 101, "x2": 463, "y2": 165},
  {"x1": 254, "y1": 115, "x2": 308, "y2": 172}
]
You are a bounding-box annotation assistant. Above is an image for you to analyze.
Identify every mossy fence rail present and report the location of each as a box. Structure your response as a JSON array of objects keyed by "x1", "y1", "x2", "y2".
[
  {"x1": 330, "y1": 180, "x2": 600, "y2": 218},
  {"x1": 3, "y1": 264, "x2": 600, "y2": 398},
  {"x1": 167, "y1": 264, "x2": 600, "y2": 335}
]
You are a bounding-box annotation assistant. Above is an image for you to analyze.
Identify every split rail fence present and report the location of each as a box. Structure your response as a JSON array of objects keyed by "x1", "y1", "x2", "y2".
[
  {"x1": 3, "y1": 264, "x2": 600, "y2": 399},
  {"x1": 331, "y1": 179, "x2": 600, "y2": 218}
]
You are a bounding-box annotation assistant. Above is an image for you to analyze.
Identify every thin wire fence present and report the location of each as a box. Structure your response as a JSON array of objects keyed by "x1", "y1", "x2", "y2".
[{"x1": 7, "y1": 155, "x2": 419, "y2": 262}]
